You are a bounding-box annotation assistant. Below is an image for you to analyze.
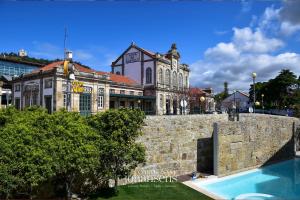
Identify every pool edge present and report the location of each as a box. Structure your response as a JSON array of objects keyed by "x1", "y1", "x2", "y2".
[{"x1": 183, "y1": 180, "x2": 225, "y2": 200}]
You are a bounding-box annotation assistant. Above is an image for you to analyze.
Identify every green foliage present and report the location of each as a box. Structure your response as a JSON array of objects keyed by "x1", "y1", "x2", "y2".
[
  {"x1": 88, "y1": 109, "x2": 146, "y2": 190},
  {"x1": 0, "y1": 52, "x2": 56, "y2": 65},
  {"x1": 249, "y1": 69, "x2": 300, "y2": 110},
  {"x1": 0, "y1": 107, "x2": 146, "y2": 198},
  {"x1": 0, "y1": 107, "x2": 53, "y2": 198}
]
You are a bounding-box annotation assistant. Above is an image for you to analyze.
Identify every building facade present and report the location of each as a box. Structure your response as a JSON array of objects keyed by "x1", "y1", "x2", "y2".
[
  {"x1": 111, "y1": 43, "x2": 190, "y2": 115},
  {"x1": 0, "y1": 56, "x2": 43, "y2": 106},
  {"x1": 188, "y1": 87, "x2": 215, "y2": 114},
  {"x1": 221, "y1": 91, "x2": 250, "y2": 113},
  {"x1": 12, "y1": 61, "x2": 148, "y2": 115}
]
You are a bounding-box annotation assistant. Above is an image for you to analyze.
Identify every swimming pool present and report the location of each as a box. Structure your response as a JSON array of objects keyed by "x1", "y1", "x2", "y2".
[{"x1": 192, "y1": 158, "x2": 300, "y2": 200}]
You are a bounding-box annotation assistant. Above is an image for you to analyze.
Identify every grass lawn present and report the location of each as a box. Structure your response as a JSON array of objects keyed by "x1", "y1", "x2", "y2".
[{"x1": 90, "y1": 181, "x2": 212, "y2": 200}]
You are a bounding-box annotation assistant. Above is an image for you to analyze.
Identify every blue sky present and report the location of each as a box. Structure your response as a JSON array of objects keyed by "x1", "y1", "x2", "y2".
[{"x1": 1, "y1": 0, "x2": 300, "y2": 92}]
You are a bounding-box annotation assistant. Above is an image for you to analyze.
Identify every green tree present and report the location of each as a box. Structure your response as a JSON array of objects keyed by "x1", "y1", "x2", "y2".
[
  {"x1": 88, "y1": 109, "x2": 146, "y2": 191},
  {"x1": 0, "y1": 107, "x2": 54, "y2": 199},
  {"x1": 46, "y1": 109, "x2": 100, "y2": 198}
]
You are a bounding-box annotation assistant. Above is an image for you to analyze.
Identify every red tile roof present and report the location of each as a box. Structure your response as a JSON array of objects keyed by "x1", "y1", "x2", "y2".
[
  {"x1": 33, "y1": 61, "x2": 138, "y2": 86},
  {"x1": 96, "y1": 71, "x2": 137, "y2": 85},
  {"x1": 189, "y1": 87, "x2": 207, "y2": 96},
  {"x1": 33, "y1": 60, "x2": 95, "y2": 73}
]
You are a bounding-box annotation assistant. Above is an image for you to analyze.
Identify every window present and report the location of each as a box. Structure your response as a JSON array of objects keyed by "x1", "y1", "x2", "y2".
[
  {"x1": 138, "y1": 92, "x2": 143, "y2": 96},
  {"x1": 97, "y1": 88, "x2": 104, "y2": 109},
  {"x1": 146, "y1": 67, "x2": 152, "y2": 84},
  {"x1": 25, "y1": 93, "x2": 38, "y2": 107},
  {"x1": 185, "y1": 76, "x2": 188, "y2": 88},
  {"x1": 129, "y1": 91, "x2": 134, "y2": 95},
  {"x1": 63, "y1": 93, "x2": 70, "y2": 108},
  {"x1": 44, "y1": 78, "x2": 52, "y2": 89},
  {"x1": 14, "y1": 84, "x2": 20, "y2": 92},
  {"x1": 116, "y1": 71, "x2": 121, "y2": 75},
  {"x1": 110, "y1": 89, "x2": 115, "y2": 94},
  {"x1": 165, "y1": 69, "x2": 171, "y2": 87},
  {"x1": 173, "y1": 71, "x2": 177, "y2": 89},
  {"x1": 179, "y1": 73, "x2": 183, "y2": 89},
  {"x1": 120, "y1": 90, "x2": 125, "y2": 94},
  {"x1": 158, "y1": 68, "x2": 163, "y2": 84}
]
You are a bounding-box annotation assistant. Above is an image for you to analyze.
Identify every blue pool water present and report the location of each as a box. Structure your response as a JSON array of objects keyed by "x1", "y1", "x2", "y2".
[{"x1": 193, "y1": 158, "x2": 300, "y2": 200}]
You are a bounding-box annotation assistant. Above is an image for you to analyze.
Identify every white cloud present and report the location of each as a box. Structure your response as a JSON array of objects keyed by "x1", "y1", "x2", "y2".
[
  {"x1": 233, "y1": 27, "x2": 284, "y2": 53},
  {"x1": 205, "y1": 43, "x2": 239, "y2": 61},
  {"x1": 280, "y1": 21, "x2": 300, "y2": 36},
  {"x1": 74, "y1": 50, "x2": 94, "y2": 60},
  {"x1": 190, "y1": 2, "x2": 300, "y2": 93},
  {"x1": 190, "y1": 26, "x2": 300, "y2": 92}
]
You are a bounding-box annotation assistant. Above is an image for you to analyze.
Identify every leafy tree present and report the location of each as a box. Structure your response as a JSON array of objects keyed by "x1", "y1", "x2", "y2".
[
  {"x1": 46, "y1": 109, "x2": 101, "y2": 198},
  {"x1": 249, "y1": 69, "x2": 299, "y2": 109},
  {"x1": 0, "y1": 107, "x2": 54, "y2": 199},
  {"x1": 214, "y1": 82, "x2": 230, "y2": 110},
  {"x1": 88, "y1": 109, "x2": 146, "y2": 191}
]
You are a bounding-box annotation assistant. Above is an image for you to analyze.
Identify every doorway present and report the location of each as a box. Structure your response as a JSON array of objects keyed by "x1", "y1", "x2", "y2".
[
  {"x1": 44, "y1": 95, "x2": 52, "y2": 114},
  {"x1": 166, "y1": 99, "x2": 170, "y2": 115},
  {"x1": 79, "y1": 93, "x2": 91, "y2": 116}
]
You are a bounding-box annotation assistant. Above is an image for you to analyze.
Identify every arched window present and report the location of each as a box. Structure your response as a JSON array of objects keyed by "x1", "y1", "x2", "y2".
[
  {"x1": 165, "y1": 69, "x2": 171, "y2": 87},
  {"x1": 173, "y1": 71, "x2": 177, "y2": 89},
  {"x1": 146, "y1": 67, "x2": 152, "y2": 84},
  {"x1": 185, "y1": 76, "x2": 188, "y2": 88},
  {"x1": 179, "y1": 73, "x2": 183, "y2": 89},
  {"x1": 158, "y1": 68, "x2": 163, "y2": 84}
]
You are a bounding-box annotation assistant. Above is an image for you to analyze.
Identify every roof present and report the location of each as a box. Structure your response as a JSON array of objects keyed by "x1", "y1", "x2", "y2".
[
  {"x1": 31, "y1": 61, "x2": 138, "y2": 86},
  {"x1": 97, "y1": 72, "x2": 138, "y2": 85},
  {"x1": 189, "y1": 87, "x2": 208, "y2": 96},
  {"x1": 112, "y1": 43, "x2": 156, "y2": 65},
  {"x1": 33, "y1": 60, "x2": 95, "y2": 73}
]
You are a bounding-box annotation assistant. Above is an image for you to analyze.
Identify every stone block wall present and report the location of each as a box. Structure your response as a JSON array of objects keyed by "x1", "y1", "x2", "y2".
[
  {"x1": 214, "y1": 114, "x2": 300, "y2": 177},
  {"x1": 136, "y1": 114, "x2": 228, "y2": 176}
]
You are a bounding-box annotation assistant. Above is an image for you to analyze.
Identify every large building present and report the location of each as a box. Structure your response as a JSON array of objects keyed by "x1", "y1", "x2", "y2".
[
  {"x1": 12, "y1": 60, "x2": 148, "y2": 115},
  {"x1": 111, "y1": 43, "x2": 190, "y2": 115},
  {"x1": 11, "y1": 43, "x2": 192, "y2": 115},
  {"x1": 0, "y1": 55, "x2": 43, "y2": 106}
]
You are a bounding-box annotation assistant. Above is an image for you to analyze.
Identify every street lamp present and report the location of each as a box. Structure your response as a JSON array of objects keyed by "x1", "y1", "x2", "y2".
[
  {"x1": 255, "y1": 101, "x2": 260, "y2": 106},
  {"x1": 261, "y1": 94, "x2": 264, "y2": 113},
  {"x1": 252, "y1": 72, "x2": 257, "y2": 113},
  {"x1": 200, "y1": 96, "x2": 205, "y2": 114},
  {"x1": 64, "y1": 52, "x2": 75, "y2": 112}
]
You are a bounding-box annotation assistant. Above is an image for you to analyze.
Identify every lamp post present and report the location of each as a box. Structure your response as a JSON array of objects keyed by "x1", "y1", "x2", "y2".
[
  {"x1": 137, "y1": 99, "x2": 141, "y2": 110},
  {"x1": 200, "y1": 96, "x2": 205, "y2": 114},
  {"x1": 252, "y1": 72, "x2": 257, "y2": 113},
  {"x1": 64, "y1": 51, "x2": 75, "y2": 112},
  {"x1": 261, "y1": 94, "x2": 264, "y2": 113}
]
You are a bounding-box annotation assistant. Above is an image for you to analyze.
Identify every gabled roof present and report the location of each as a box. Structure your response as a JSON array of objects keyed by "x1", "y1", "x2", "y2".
[
  {"x1": 33, "y1": 60, "x2": 95, "y2": 73},
  {"x1": 112, "y1": 43, "x2": 156, "y2": 66},
  {"x1": 222, "y1": 91, "x2": 249, "y2": 102}
]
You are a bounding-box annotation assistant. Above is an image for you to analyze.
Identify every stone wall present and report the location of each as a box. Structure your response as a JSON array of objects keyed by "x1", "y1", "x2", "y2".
[
  {"x1": 136, "y1": 114, "x2": 228, "y2": 176},
  {"x1": 214, "y1": 114, "x2": 300, "y2": 177},
  {"x1": 134, "y1": 114, "x2": 300, "y2": 180}
]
